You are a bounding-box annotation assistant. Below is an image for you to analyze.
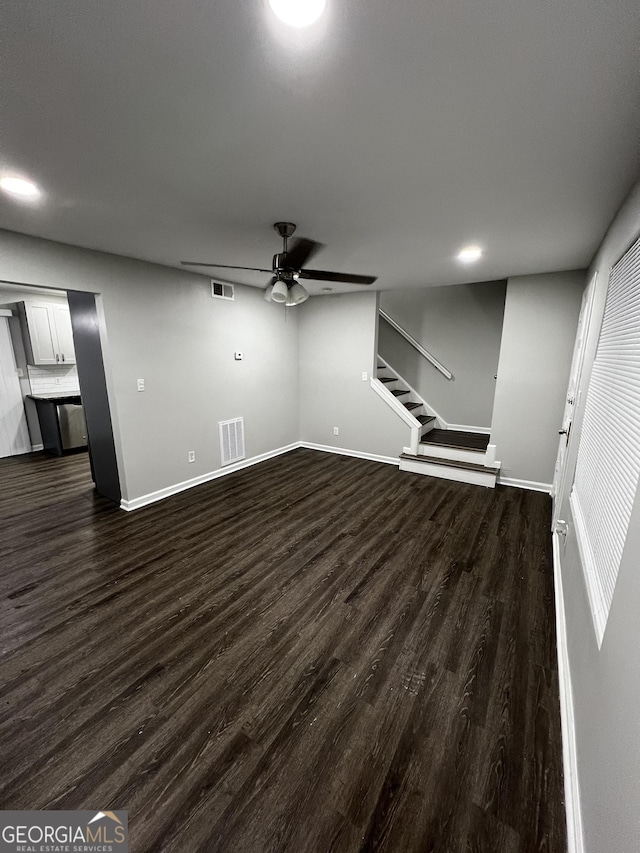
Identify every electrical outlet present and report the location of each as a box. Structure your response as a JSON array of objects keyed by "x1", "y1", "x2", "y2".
[
  {"x1": 137, "y1": 378, "x2": 145, "y2": 392},
  {"x1": 333, "y1": 427, "x2": 339, "y2": 436},
  {"x1": 362, "y1": 371, "x2": 368, "y2": 381},
  {"x1": 234, "y1": 351, "x2": 243, "y2": 361},
  {"x1": 188, "y1": 451, "x2": 195, "y2": 463},
  {"x1": 55, "y1": 377, "x2": 62, "y2": 385}
]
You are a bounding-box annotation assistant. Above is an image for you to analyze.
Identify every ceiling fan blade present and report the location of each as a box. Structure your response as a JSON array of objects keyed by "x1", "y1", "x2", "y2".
[
  {"x1": 284, "y1": 238, "x2": 323, "y2": 271},
  {"x1": 299, "y1": 269, "x2": 377, "y2": 285},
  {"x1": 181, "y1": 262, "x2": 272, "y2": 272}
]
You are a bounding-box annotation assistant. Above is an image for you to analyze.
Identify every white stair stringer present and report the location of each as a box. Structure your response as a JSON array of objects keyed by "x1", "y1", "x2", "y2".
[
  {"x1": 399, "y1": 453, "x2": 500, "y2": 488},
  {"x1": 376, "y1": 356, "x2": 443, "y2": 431}
]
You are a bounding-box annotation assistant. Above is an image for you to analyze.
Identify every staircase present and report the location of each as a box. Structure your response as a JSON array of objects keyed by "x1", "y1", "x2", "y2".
[{"x1": 376, "y1": 360, "x2": 500, "y2": 488}]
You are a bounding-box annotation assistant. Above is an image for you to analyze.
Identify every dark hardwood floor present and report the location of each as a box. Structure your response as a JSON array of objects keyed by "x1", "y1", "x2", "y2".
[{"x1": 0, "y1": 448, "x2": 566, "y2": 852}]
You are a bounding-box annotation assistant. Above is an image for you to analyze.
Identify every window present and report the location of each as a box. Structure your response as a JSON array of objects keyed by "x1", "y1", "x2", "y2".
[{"x1": 570, "y1": 234, "x2": 640, "y2": 646}]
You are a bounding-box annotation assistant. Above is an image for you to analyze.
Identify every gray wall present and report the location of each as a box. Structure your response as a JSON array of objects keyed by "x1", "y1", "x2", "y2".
[
  {"x1": 556, "y1": 181, "x2": 640, "y2": 853},
  {"x1": 379, "y1": 281, "x2": 506, "y2": 428},
  {"x1": 491, "y1": 271, "x2": 585, "y2": 486},
  {"x1": 299, "y1": 292, "x2": 410, "y2": 458},
  {"x1": 0, "y1": 230, "x2": 300, "y2": 501}
]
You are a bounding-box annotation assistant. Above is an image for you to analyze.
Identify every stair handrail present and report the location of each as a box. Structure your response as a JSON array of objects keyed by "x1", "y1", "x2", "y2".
[{"x1": 379, "y1": 309, "x2": 453, "y2": 380}]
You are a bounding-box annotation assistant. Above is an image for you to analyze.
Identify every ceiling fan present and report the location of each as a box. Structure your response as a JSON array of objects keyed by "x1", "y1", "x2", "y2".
[{"x1": 181, "y1": 222, "x2": 377, "y2": 306}]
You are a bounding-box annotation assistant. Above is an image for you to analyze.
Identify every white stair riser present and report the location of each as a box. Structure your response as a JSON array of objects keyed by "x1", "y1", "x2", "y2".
[
  {"x1": 399, "y1": 457, "x2": 497, "y2": 488},
  {"x1": 418, "y1": 444, "x2": 490, "y2": 466},
  {"x1": 420, "y1": 421, "x2": 436, "y2": 436},
  {"x1": 402, "y1": 403, "x2": 423, "y2": 417}
]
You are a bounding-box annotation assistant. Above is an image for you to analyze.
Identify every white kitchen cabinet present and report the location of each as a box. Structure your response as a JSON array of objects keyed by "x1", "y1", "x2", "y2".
[{"x1": 18, "y1": 301, "x2": 77, "y2": 366}]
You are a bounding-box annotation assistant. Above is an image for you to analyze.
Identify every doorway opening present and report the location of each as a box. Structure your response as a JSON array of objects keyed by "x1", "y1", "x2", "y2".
[{"x1": 0, "y1": 282, "x2": 120, "y2": 503}]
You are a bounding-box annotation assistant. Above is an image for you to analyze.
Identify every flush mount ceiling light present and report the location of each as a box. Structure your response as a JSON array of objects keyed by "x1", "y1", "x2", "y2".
[
  {"x1": 0, "y1": 175, "x2": 42, "y2": 201},
  {"x1": 268, "y1": 0, "x2": 326, "y2": 27},
  {"x1": 457, "y1": 245, "x2": 483, "y2": 263}
]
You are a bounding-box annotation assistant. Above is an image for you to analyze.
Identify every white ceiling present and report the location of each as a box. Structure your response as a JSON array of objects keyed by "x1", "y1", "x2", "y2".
[{"x1": 1, "y1": 0, "x2": 638, "y2": 294}]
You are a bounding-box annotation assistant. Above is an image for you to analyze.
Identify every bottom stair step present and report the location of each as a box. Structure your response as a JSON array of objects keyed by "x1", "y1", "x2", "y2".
[{"x1": 399, "y1": 453, "x2": 498, "y2": 488}]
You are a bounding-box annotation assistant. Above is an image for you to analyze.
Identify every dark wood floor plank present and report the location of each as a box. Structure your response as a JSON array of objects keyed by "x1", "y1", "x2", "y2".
[{"x1": 0, "y1": 448, "x2": 566, "y2": 852}]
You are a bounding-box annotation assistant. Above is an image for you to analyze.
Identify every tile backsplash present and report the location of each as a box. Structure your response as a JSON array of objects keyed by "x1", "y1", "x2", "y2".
[{"x1": 28, "y1": 365, "x2": 81, "y2": 396}]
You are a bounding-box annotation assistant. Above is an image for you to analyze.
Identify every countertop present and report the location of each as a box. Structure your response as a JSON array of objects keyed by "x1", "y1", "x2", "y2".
[{"x1": 27, "y1": 393, "x2": 82, "y2": 404}]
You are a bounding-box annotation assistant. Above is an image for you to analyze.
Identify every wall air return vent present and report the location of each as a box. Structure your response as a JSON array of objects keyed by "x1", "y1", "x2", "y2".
[
  {"x1": 219, "y1": 417, "x2": 245, "y2": 466},
  {"x1": 211, "y1": 281, "x2": 235, "y2": 301}
]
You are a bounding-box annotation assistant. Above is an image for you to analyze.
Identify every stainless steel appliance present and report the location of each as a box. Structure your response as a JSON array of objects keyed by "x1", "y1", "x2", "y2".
[{"x1": 57, "y1": 403, "x2": 87, "y2": 450}]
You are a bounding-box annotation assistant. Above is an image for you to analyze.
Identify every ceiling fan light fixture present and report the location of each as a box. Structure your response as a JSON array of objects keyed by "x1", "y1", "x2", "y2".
[
  {"x1": 287, "y1": 281, "x2": 309, "y2": 305},
  {"x1": 268, "y1": 0, "x2": 326, "y2": 27},
  {"x1": 264, "y1": 283, "x2": 274, "y2": 301},
  {"x1": 271, "y1": 278, "x2": 289, "y2": 303}
]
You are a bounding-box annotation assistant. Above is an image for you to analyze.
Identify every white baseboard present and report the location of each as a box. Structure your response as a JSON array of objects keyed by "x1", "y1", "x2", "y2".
[
  {"x1": 445, "y1": 423, "x2": 491, "y2": 435},
  {"x1": 299, "y1": 441, "x2": 399, "y2": 467},
  {"x1": 31, "y1": 443, "x2": 44, "y2": 452},
  {"x1": 552, "y1": 531, "x2": 585, "y2": 853},
  {"x1": 120, "y1": 443, "x2": 300, "y2": 511},
  {"x1": 498, "y1": 475, "x2": 552, "y2": 493}
]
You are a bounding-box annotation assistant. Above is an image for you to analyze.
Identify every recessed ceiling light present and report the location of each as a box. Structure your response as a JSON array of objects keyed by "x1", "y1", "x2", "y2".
[
  {"x1": 0, "y1": 175, "x2": 42, "y2": 201},
  {"x1": 457, "y1": 245, "x2": 483, "y2": 263},
  {"x1": 269, "y1": 0, "x2": 326, "y2": 27}
]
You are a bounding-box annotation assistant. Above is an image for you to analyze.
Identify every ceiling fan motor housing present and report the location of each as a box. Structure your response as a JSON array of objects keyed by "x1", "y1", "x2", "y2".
[{"x1": 272, "y1": 252, "x2": 296, "y2": 280}]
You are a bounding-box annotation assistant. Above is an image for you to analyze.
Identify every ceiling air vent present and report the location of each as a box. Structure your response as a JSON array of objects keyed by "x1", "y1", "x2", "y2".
[
  {"x1": 211, "y1": 281, "x2": 234, "y2": 301},
  {"x1": 219, "y1": 417, "x2": 245, "y2": 466}
]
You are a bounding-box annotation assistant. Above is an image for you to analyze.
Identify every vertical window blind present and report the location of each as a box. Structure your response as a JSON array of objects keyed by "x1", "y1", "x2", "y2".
[{"x1": 570, "y1": 233, "x2": 640, "y2": 646}]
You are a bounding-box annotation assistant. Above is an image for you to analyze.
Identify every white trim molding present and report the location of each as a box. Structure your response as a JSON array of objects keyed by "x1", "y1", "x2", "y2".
[
  {"x1": 299, "y1": 442, "x2": 399, "y2": 467},
  {"x1": 370, "y1": 376, "x2": 419, "y2": 429},
  {"x1": 120, "y1": 442, "x2": 300, "y2": 511},
  {"x1": 497, "y1": 475, "x2": 552, "y2": 493},
  {"x1": 446, "y1": 423, "x2": 491, "y2": 435},
  {"x1": 552, "y1": 531, "x2": 585, "y2": 853},
  {"x1": 31, "y1": 443, "x2": 44, "y2": 452},
  {"x1": 376, "y1": 355, "x2": 445, "y2": 428},
  {"x1": 570, "y1": 490, "x2": 607, "y2": 647}
]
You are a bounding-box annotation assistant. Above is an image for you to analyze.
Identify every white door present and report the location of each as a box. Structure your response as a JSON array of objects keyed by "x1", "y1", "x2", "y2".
[
  {"x1": 551, "y1": 272, "x2": 597, "y2": 525},
  {"x1": 0, "y1": 316, "x2": 31, "y2": 458},
  {"x1": 52, "y1": 304, "x2": 76, "y2": 364}
]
